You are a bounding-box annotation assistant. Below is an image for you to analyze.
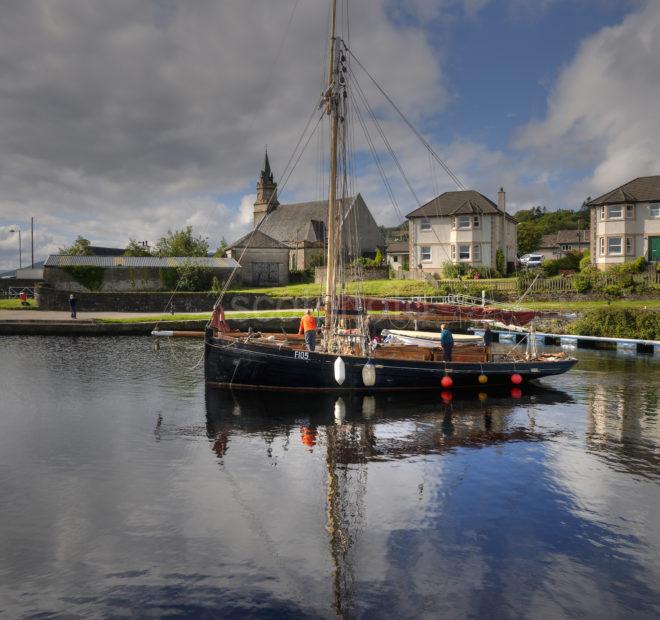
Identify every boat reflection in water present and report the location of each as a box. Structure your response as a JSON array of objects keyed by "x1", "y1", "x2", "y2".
[{"x1": 205, "y1": 385, "x2": 573, "y2": 617}]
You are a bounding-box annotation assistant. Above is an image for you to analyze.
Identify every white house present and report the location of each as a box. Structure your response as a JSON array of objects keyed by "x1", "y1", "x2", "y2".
[
  {"x1": 406, "y1": 188, "x2": 517, "y2": 274},
  {"x1": 586, "y1": 176, "x2": 660, "y2": 269}
]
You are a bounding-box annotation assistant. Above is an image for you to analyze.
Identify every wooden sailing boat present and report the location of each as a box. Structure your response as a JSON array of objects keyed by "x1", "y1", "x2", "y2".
[{"x1": 204, "y1": 0, "x2": 577, "y2": 391}]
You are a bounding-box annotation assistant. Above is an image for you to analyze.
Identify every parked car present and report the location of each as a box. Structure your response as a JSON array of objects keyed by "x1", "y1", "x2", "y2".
[{"x1": 519, "y1": 254, "x2": 544, "y2": 269}]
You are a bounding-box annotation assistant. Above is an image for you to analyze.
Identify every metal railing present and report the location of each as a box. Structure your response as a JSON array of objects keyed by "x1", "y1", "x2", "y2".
[{"x1": 7, "y1": 287, "x2": 35, "y2": 298}]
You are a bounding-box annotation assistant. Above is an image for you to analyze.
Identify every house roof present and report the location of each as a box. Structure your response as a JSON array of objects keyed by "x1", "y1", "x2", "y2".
[
  {"x1": 386, "y1": 241, "x2": 409, "y2": 254},
  {"x1": 88, "y1": 246, "x2": 126, "y2": 256},
  {"x1": 405, "y1": 190, "x2": 517, "y2": 222},
  {"x1": 539, "y1": 229, "x2": 590, "y2": 248},
  {"x1": 45, "y1": 256, "x2": 239, "y2": 268},
  {"x1": 586, "y1": 175, "x2": 660, "y2": 206},
  {"x1": 259, "y1": 195, "x2": 362, "y2": 244},
  {"x1": 228, "y1": 229, "x2": 289, "y2": 250}
]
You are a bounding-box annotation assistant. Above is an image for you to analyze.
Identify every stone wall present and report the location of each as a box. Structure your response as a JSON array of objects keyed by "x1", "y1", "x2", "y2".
[
  {"x1": 35, "y1": 285, "x2": 322, "y2": 312},
  {"x1": 43, "y1": 266, "x2": 237, "y2": 292}
]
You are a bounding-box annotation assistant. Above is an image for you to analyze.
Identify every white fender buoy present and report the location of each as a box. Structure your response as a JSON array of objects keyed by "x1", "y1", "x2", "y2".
[
  {"x1": 334, "y1": 397, "x2": 346, "y2": 424},
  {"x1": 334, "y1": 356, "x2": 346, "y2": 385},
  {"x1": 362, "y1": 361, "x2": 376, "y2": 387}
]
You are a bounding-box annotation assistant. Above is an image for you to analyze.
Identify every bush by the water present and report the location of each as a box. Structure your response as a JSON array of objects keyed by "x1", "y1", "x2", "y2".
[{"x1": 567, "y1": 308, "x2": 660, "y2": 340}]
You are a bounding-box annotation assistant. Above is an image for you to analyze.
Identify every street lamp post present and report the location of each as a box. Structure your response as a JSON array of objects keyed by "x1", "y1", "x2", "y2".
[{"x1": 9, "y1": 228, "x2": 22, "y2": 270}]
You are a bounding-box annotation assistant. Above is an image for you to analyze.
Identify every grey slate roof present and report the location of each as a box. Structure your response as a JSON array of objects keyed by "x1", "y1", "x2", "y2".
[
  {"x1": 386, "y1": 241, "x2": 409, "y2": 254},
  {"x1": 228, "y1": 230, "x2": 289, "y2": 249},
  {"x1": 586, "y1": 175, "x2": 660, "y2": 206},
  {"x1": 88, "y1": 246, "x2": 125, "y2": 256},
  {"x1": 539, "y1": 229, "x2": 590, "y2": 248},
  {"x1": 406, "y1": 190, "x2": 517, "y2": 222},
  {"x1": 259, "y1": 196, "x2": 360, "y2": 244},
  {"x1": 45, "y1": 256, "x2": 239, "y2": 268}
]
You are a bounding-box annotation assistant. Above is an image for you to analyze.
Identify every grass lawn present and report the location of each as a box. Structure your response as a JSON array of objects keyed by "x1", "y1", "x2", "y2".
[
  {"x1": 0, "y1": 299, "x2": 38, "y2": 310},
  {"x1": 230, "y1": 279, "x2": 443, "y2": 298},
  {"x1": 523, "y1": 299, "x2": 660, "y2": 311},
  {"x1": 99, "y1": 310, "x2": 303, "y2": 323}
]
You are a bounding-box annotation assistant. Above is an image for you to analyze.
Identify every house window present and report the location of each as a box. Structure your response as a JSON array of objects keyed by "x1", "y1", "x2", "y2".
[
  {"x1": 420, "y1": 220, "x2": 431, "y2": 231},
  {"x1": 607, "y1": 205, "x2": 623, "y2": 219},
  {"x1": 457, "y1": 215, "x2": 471, "y2": 229},
  {"x1": 607, "y1": 237, "x2": 622, "y2": 255},
  {"x1": 473, "y1": 216, "x2": 480, "y2": 229},
  {"x1": 625, "y1": 204, "x2": 634, "y2": 219},
  {"x1": 393, "y1": 256, "x2": 398, "y2": 263},
  {"x1": 560, "y1": 244, "x2": 571, "y2": 252},
  {"x1": 599, "y1": 237, "x2": 605, "y2": 256},
  {"x1": 651, "y1": 203, "x2": 660, "y2": 217},
  {"x1": 472, "y1": 244, "x2": 481, "y2": 262},
  {"x1": 451, "y1": 245, "x2": 456, "y2": 260},
  {"x1": 600, "y1": 206, "x2": 605, "y2": 219},
  {"x1": 458, "y1": 244, "x2": 471, "y2": 260},
  {"x1": 626, "y1": 237, "x2": 634, "y2": 255},
  {"x1": 420, "y1": 246, "x2": 431, "y2": 262}
]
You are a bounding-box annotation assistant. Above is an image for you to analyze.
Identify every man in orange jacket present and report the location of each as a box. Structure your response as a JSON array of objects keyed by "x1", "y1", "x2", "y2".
[{"x1": 298, "y1": 309, "x2": 317, "y2": 351}]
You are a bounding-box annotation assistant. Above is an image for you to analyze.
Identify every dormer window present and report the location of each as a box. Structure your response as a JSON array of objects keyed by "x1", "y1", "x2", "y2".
[
  {"x1": 473, "y1": 216, "x2": 480, "y2": 228},
  {"x1": 651, "y1": 203, "x2": 660, "y2": 217},
  {"x1": 420, "y1": 220, "x2": 431, "y2": 231}
]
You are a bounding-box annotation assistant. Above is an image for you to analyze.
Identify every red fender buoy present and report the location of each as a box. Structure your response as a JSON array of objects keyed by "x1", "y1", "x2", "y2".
[
  {"x1": 511, "y1": 373, "x2": 523, "y2": 385},
  {"x1": 441, "y1": 375, "x2": 453, "y2": 388}
]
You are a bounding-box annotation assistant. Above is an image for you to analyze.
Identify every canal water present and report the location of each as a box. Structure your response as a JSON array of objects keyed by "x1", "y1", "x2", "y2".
[{"x1": 0, "y1": 336, "x2": 659, "y2": 618}]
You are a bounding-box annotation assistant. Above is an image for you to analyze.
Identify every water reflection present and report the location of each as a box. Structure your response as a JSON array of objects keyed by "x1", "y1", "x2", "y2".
[
  {"x1": 205, "y1": 386, "x2": 574, "y2": 617},
  {"x1": 205, "y1": 387, "x2": 574, "y2": 462}
]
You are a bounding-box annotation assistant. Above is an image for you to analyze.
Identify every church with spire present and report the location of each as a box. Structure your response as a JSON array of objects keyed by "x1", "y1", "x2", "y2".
[{"x1": 229, "y1": 150, "x2": 383, "y2": 281}]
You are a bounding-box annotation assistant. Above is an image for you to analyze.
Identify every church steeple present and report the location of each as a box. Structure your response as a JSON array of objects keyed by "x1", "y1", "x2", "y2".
[
  {"x1": 261, "y1": 149, "x2": 273, "y2": 184},
  {"x1": 254, "y1": 148, "x2": 278, "y2": 227}
]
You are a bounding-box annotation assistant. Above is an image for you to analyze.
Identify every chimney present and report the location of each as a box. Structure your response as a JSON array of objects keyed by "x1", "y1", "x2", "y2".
[{"x1": 498, "y1": 187, "x2": 505, "y2": 213}]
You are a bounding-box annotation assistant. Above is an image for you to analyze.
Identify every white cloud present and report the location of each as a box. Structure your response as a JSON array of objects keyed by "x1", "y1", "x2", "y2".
[
  {"x1": 0, "y1": 0, "x2": 446, "y2": 269},
  {"x1": 515, "y1": 0, "x2": 660, "y2": 198}
]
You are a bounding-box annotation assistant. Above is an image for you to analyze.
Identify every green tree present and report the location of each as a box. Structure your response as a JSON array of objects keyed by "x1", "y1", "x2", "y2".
[
  {"x1": 59, "y1": 235, "x2": 93, "y2": 255},
  {"x1": 517, "y1": 223, "x2": 543, "y2": 255},
  {"x1": 214, "y1": 237, "x2": 229, "y2": 257},
  {"x1": 124, "y1": 238, "x2": 152, "y2": 256},
  {"x1": 155, "y1": 226, "x2": 209, "y2": 257}
]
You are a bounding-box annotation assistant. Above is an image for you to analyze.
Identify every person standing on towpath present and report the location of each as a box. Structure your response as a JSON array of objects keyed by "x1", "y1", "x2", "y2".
[
  {"x1": 69, "y1": 293, "x2": 77, "y2": 319},
  {"x1": 298, "y1": 309, "x2": 317, "y2": 352}
]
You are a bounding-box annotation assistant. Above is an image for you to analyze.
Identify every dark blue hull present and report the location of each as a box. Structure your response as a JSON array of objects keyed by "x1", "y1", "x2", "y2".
[{"x1": 205, "y1": 334, "x2": 577, "y2": 391}]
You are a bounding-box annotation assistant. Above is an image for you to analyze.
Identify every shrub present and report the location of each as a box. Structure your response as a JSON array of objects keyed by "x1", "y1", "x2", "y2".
[
  {"x1": 289, "y1": 269, "x2": 313, "y2": 284},
  {"x1": 572, "y1": 272, "x2": 592, "y2": 293},
  {"x1": 568, "y1": 308, "x2": 660, "y2": 340},
  {"x1": 608, "y1": 256, "x2": 646, "y2": 275},
  {"x1": 177, "y1": 263, "x2": 214, "y2": 291},
  {"x1": 441, "y1": 261, "x2": 469, "y2": 279},
  {"x1": 496, "y1": 249, "x2": 504, "y2": 274},
  {"x1": 62, "y1": 266, "x2": 105, "y2": 291},
  {"x1": 600, "y1": 284, "x2": 623, "y2": 298},
  {"x1": 579, "y1": 252, "x2": 591, "y2": 271}
]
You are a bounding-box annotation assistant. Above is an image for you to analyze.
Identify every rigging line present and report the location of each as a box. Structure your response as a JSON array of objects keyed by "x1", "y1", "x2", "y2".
[
  {"x1": 348, "y1": 71, "x2": 453, "y2": 264},
  {"x1": 212, "y1": 105, "x2": 326, "y2": 308},
  {"x1": 344, "y1": 44, "x2": 466, "y2": 191},
  {"x1": 349, "y1": 66, "x2": 423, "y2": 208}
]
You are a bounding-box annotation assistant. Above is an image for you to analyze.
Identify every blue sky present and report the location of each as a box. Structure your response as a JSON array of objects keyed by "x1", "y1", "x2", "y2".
[{"x1": 0, "y1": 0, "x2": 658, "y2": 269}]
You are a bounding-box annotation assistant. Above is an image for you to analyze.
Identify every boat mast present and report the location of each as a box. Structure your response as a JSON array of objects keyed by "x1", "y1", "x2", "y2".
[{"x1": 323, "y1": 0, "x2": 339, "y2": 348}]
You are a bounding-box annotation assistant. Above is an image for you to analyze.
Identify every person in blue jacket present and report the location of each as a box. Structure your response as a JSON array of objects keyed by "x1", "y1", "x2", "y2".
[{"x1": 440, "y1": 323, "x2": 454, "y2": 361}]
